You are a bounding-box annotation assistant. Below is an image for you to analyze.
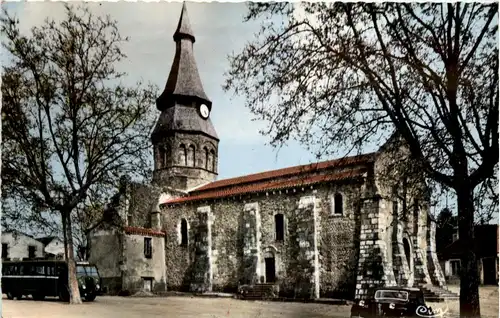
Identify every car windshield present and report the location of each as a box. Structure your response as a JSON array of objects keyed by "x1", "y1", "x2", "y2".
[
  {"x1": 375, "y1": 290, "x2": 409, "y2": 301},
  {"x1": 76, "y1": 265, "x2": 99, "y2": 277}
]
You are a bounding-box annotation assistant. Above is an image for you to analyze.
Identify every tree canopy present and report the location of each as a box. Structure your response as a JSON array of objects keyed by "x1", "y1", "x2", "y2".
[
  {"x1": 1, "y1": 4, "x2": 157, "y2": 303},
  {"x1": 224, "y1": 3, "x2": 498, "y2": 317}
]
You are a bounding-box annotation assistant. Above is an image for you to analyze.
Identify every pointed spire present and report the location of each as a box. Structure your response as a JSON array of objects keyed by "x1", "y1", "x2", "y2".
[
  {"x1": 174, "y1": 2, "x2": 195, "y2": 43},
  {"x1": 156, "y1": 1, "x2": 211, "y2": 111}
]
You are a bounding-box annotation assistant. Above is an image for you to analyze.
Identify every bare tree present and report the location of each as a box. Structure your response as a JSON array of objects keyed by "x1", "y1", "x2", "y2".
[
  {"x1": 1, "y1": 4, "x2": 157, "y2": 303},
  {"x1": 224, "y1": 3, "x2": 498, "y2": 317}
]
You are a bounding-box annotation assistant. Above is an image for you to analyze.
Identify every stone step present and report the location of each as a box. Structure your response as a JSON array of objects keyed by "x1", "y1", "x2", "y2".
[
  {"x1": 418, "y1": 284, "x2": 459, "y2": 302},
  {"x1": 240, "y1": 284, "x2": 277, "y2": 300}
]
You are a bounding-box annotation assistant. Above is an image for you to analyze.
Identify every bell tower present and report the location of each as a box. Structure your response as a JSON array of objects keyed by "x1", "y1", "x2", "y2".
[{"x1": 151, "y1": 2, "x2": 219, "y2": 191}]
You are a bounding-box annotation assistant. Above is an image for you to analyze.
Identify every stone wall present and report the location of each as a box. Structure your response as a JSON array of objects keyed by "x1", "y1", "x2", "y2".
[
  {"x1": 89, "y1": 230, "x2": 123, "y2": 294},
  {"x1": 319, "y1": 185, "x2": 362, "y2": 299},
  {"x1": 189, "y1": 206, "x2": 213, "y2": 292},
  {"x1": 161, "y1": 180, "x2": 363, "y2": 298},
  {"x1": 241, "y1": 202, "x2": 261, "y2": 285},
  {"x1": 152, "y1": 132, "x2": 218, "y2": 191},
  {"x1": 122, "y1": 234, "x2": 167, "y2": 293},
  {"x1": 128, "y1": 183, "x2": 163, "y2": 228},
  {"x1": 426, "y1": 219, "x2": 447, "y2": 287}
]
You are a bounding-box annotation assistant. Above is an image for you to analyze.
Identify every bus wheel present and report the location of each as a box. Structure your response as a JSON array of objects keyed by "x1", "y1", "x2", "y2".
[
  {"x1": 58, "y1": 289, "x2": 70, "y2": 302},
  {"x1": 85, "y1": 293, "x2": 97, "y2": 302},
  {"x1": 33, "y1": 293, "x2": 45, "y2": 301},
  {"x1": 6, "y1": 292, "x2": 14, "y2": 300}
]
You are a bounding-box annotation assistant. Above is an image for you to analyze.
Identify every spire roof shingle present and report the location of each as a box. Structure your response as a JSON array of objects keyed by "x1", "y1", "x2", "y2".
[{"x1": 156, "y1": 2, "x2": 211, "y2": 111}]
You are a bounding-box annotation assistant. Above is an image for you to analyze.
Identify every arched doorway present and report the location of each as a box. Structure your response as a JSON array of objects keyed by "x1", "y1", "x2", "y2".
[
  {"x1": 403, "y1": 236, "x2": 414, "y2": 286},
  {"x1": 262, "y1": 247, "x2": 278, "y2": 283},
  {"x1": 403, "y1": 238, "x2": 411, "y2": 266},
  {"x1": 265, "y1": 257, "x2": 276, "y2": 283}
]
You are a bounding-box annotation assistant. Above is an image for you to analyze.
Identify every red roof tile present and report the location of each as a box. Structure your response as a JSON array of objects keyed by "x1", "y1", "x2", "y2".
[
  {"x1": 192, "y1": 153, "x2": 375, "y2": 193},
  {"x1": 124, "y1": 226, "x2": 165, "y2": 237},
  {"x1": 164, "y1": 167, "x2": 368, "y2": 205}
]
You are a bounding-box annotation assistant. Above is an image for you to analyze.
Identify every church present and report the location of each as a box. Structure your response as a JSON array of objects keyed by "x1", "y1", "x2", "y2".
[{"x1": 89, "y1": 3, "x2": 448, "y2": 300}]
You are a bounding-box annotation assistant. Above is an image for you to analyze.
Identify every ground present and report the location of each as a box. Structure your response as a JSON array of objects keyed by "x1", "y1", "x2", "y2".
[{"x1": 2, "y1": 286, "x2": 498, "y2": 318}]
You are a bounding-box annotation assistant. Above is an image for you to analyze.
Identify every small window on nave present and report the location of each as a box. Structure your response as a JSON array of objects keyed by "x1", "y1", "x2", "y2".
[
  {"x1": 275, "y1": 214, "x2": 284, "y2": 241},
  {"x1": 392, "y1": 200, "x2": 399, "y2": 216},
  {"x1": 331, "y1": 193, "x2": 344, "y2": 215},
  {"x1": 180, "y1": 218, "x2": 188, "y2": 247}
]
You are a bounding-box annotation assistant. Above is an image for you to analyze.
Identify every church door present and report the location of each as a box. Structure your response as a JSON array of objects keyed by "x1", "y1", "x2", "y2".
[{"x1": 265, "y1": 257, "x2": 276, "y2": 283}]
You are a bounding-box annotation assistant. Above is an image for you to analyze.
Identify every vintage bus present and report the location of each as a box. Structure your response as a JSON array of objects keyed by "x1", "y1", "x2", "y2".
[{"x1": 1, "y1": 259, "x2": 101, "y2": 301}]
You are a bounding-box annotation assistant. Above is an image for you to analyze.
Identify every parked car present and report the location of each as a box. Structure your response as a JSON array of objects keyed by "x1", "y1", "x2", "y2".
[{"x1": 351, "y1": 287, "x2": 435, "y2": 317}]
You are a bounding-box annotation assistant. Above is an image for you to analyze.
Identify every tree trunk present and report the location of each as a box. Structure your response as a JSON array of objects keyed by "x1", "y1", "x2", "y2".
[
  {"x1": 62, "y1": 212, "x2": 69, "y2": 261},
  {"x1": 457, "y1": 182, "x2": 481, "y2": 317},
  {"x1": 85, "y1": 231, "x2": 91, "y2": 261},
  {"x1": 64, "y1": 210, "x2": 83, "y2": 304}
]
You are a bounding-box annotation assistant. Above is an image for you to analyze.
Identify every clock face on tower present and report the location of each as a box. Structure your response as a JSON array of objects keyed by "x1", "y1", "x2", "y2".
[{"x1": 199, "y1": 104, "x2": 210, "y2": 119}]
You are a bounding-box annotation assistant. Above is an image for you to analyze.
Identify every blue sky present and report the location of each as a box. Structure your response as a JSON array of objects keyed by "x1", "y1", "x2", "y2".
[{"x1": 2, "y1": 1, "x2": 327, "y2": 181}]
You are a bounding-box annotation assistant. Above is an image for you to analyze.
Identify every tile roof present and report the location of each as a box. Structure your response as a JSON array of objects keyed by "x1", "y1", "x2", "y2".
[
  {"x1": 124, "y1": 226, "x2": 166, "y2": 238},
  {"x1": 193, "y1": 153, "x2": 375, "y2": 193},
  {"x1": 156, "y1": 2, "x2": 211, "y2": 111},
  {"x1": 162, "y1": 153, "x2": 375, "y2": 205}
]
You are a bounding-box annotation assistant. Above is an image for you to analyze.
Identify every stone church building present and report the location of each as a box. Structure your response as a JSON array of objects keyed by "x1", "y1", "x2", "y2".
[{"x1": 90, "y1": 3, "x2": 447, "y2": 300}]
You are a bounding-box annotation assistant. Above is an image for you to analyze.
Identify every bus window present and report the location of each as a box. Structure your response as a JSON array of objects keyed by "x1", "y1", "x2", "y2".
[
  {"x1": 34, "y1": 265, "x2": 45, "y2": 275},
  {"x1": 56, "y1": 264, "x2": 66, "y2": 276},
  {"x1": 46, "y1": 264, "x2": 55, "y2": 276},
  {"x1": 3, "y1": 264, "x2": 15, "y2": 275},
  {"x1": 19, "y1": 265, "x2": 27, "y2": 275}
]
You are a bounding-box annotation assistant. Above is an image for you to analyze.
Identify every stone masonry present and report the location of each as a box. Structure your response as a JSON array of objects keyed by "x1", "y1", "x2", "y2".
[
  {"x1": 90, "y1": 3, "x2": 449, "y2": 299},
  {"x1": 190, "y1": 206, "x2": 213, "y2": 292},
  {"x1": 241, "y1": 202, "x2": 261, "y2": 285}
]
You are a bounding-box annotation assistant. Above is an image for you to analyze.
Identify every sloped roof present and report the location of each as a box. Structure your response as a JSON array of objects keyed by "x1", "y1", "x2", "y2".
[
  {"x1": 156, "y1": 2, "x2": 211, "y2": 111},
  {"x1": 162, "y1": 153, "x2": 375, "y2": 205},
  {"x1": 37, "y1": 236, "x2": 58, "y2": 246},
  {"x1": 151, "y1": 105, "x2": 218, "y2": 142},
  {"x1": 124, "y1": 226, "x2": 166, "y2": 238}
]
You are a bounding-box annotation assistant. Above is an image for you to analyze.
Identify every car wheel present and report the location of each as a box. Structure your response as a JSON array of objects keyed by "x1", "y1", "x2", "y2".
[{"x1": 6, "y1": 292, "x2": 14, "y2": 300}]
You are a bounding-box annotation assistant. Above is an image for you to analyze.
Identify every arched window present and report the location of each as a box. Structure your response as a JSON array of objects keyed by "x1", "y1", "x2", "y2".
[
  {"x1": 275, "y1": 213, "x2": 284, "y2": 241},
  {"x1": 333, "y1": 193, "x2": 343, "y2": 215},
  {"x1": 155, "y1": 146, "x2": 162, "y2": 169},
  {"x1": 187, "y1": 145, "x2": 196, "y2": 167},
  {"x1": 178, "y1": 144, "x2": 187, "y2": 166},
  {"x1": 204, "y1": 147, "x2": 209, "y2": 170},
  {"x1": 207, "y1": 149, "x2": 214, "y2": 171},
  {"x1": 180, "y1": 219, "x2": 188, "y2": 246},
  {"x1": 158, "y1": 145, "x2": 168, "y2": 168},
  {"x1": 393, "y1": 199, "x2": 399, "y2": 216},
  {"x1": 210, "y1": 149, "x2": 216, "y2": 171}
]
